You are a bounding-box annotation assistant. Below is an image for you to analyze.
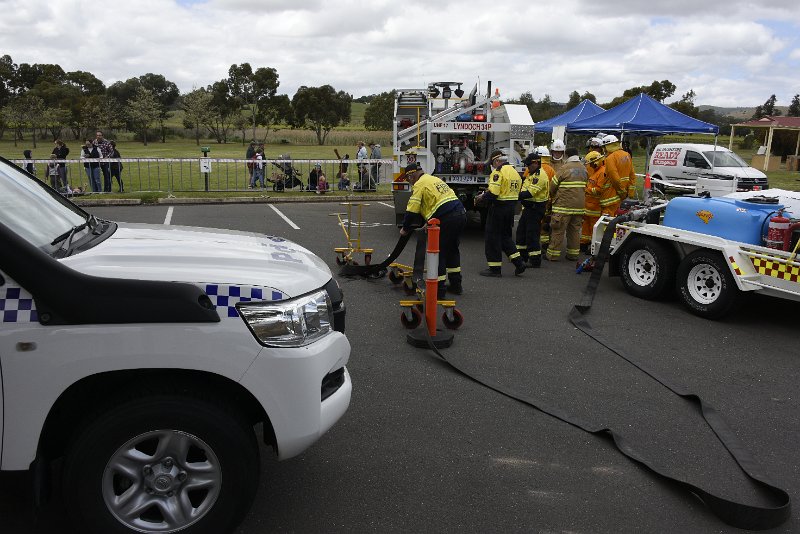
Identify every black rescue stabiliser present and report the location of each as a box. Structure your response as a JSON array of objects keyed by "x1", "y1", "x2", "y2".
[{"x1": 416, "y1": 205, "x2": 790, "y2": 530}]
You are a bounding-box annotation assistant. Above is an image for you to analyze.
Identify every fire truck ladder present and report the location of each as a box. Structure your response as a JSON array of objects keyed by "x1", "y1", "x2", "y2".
[{"x1": 396, "y1": 96, "x2": 491, "y2": 145}]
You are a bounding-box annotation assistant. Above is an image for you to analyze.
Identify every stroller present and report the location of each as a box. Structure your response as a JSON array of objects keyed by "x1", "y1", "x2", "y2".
[{"x1": 268, "y1": 155, "x2": 305, "y2": 192}]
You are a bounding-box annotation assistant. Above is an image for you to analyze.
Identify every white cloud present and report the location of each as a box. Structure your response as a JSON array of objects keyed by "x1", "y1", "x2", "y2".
[{"x1": 0, "y1": 0, "x2": 797, "y2": 107}]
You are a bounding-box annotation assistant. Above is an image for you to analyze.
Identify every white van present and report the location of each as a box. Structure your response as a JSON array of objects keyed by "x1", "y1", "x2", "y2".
[
  {"x1": 649, "y1": 143, "x2": 768, "y2": 192},
  {"x1": 0, "y1": 156, "x2": 351, "y2": 534}
]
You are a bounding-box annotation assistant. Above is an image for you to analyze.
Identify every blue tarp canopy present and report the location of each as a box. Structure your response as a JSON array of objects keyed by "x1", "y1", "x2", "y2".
[
  {"x1": 566, "y1": 93, "x2": 719, "y2": 136},
  {"x1": 534, "y1": 99, "x2": 605, "y2": 134}
]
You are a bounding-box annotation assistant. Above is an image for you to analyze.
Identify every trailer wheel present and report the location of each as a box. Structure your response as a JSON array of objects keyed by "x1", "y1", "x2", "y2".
[
  {"x1": 676, "y1": 250, "x2": 740, "y2": 319},
  {"x1": 619, "y1": 237, "x2": 676, "y2": 300}
]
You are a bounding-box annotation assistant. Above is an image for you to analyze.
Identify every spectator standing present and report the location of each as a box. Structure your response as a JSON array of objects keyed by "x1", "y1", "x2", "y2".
[
  {"x1": 23, "y1": 150, "x2": 35, "y2": 175},
  {"x1": 356, "y1": 141, "x2": 368, "y2": 185},
  {"x1": 369, "y1": 142, "x2": 382, "y2": 184},
  {"x1": 250, "y1": 149, "x2": 265, "y2": 188},
  {"x1": 52, "y1": 139, "x2": 70, "y2": 188},
  {"x1": 47, "y1": 154, "x2": 60, "y2": 189},
  {"x1": 109, "y1": 141, "x2": 124, "y2": 192},
  {"x1": 81, "y1": 140, "x2": 102, "y2": 192},
  {"x1": 94, "y1": 131, "x2": 113, "y2": 192}
]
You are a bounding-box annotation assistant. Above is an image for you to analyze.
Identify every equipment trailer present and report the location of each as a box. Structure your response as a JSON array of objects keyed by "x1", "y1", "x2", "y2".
[{"x1": 593, "y1": 191, "x2": 800, "y2": 319}]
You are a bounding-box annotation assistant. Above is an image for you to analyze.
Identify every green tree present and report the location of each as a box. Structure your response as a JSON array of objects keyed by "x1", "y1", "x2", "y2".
[
  {"x1": 2, "y1": 94, "x2": 46, "y2": 147},
  {"x1": 226, "y1": 63, "x2": 280, "y2": 142},
  {"x1": 752, "y1": 94, "x2": 780, "y2": 119},
  {"x1": 291, "y1": 85, "x2": 352, "y2": 145},
  {"x1": 256, "y1": 93, "x2": 290, "y2": 143},
  {"x1": 603, "y1": 80, "x2": 676, "y2": 108},
  {"x1": 787, "y1": 94, "x2": 799, "y2": 117},
  {"x1": 181, "y1": 88, "x2": 214, "y2": 145},
  {"x1": 364, "y1": 90, "x2": 395, "y2": 131},
  {"x1": 205, "y1": 80, "x2": 238, "y2": 143},
  {"x1": 669, "y1": 89, "x2": 698, "y2": 117},
  {"x1": 80, "y1": 96, "x2": 123, "y2": 140},
  {"x1": 126, "y1": 87, "x2": 162, "y2": 145},
  {"x1": 565, "y1": 91, "x2": 581, "y2": 109},
  {"x1": 580, "y1": 91, "x2": 597, "y2": 103}
]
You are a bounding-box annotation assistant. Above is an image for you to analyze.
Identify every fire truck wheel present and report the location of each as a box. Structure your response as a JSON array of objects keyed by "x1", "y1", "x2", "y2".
[
  {"x1": 676, "y1": 249, "x2": 741, "y2": 319},
  {"x1": 619, "y1": 237, "x2": 677, "y2": 300}
]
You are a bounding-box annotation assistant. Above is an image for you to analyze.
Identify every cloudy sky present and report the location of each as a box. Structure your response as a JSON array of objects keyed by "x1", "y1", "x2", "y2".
[{"x1": 1, "y1": 0, "x2": 798, "y2": 108}]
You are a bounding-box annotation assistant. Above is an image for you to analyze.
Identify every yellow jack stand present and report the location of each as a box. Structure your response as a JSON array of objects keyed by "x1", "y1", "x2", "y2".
[{"x1": 331, "y1": 202, "x2": 374, "y2": 265}]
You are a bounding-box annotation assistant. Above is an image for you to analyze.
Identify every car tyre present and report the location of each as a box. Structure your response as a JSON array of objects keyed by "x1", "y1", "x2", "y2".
[
  {"x1": 619, "y1": 237, "x2": 677, "y2": 300},
  {"x1": 676, "y1": 249, "x2": 740, "y2": 319},
  {"x1": 62, "y1": 394, "x2": 259, "y2": 534}
]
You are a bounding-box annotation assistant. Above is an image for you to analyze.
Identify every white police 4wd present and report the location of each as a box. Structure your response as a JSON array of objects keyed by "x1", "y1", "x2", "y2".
[{"x1": 0, "y1": 157, "x2": 351, "y2": 534}]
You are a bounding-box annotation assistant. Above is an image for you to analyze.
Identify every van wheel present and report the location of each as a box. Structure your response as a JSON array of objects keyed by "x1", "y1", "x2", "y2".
[
  {"x1": 619, "y1": 237, "x2": 676, "y2": 299},
  {"x1": 62, "y1": 395, "x2": 259, "y2": 534},
  {"x1": 677, "y1": 250, "x2": 740, "y2": 319}
]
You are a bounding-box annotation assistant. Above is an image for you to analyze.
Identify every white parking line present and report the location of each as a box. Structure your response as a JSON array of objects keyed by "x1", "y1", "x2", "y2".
[
  {"x1": 270, "y1": 204, "x2": 300, "y2": 229},
  {"x1": 164, "y1": 206, "x2": 173, "y2": 225},
  {"x1": 378, "y1": 202, "x2": 394, "y2": 208}
]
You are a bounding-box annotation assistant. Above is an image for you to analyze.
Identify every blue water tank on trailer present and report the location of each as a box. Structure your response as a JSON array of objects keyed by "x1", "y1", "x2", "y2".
[{"x1": 661, "y1": 196, "x2": 790, "y2": 245}]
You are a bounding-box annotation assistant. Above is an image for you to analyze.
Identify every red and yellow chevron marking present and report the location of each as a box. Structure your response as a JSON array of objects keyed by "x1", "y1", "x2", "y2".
[
  {"x1": 729, "y1": 256, "x2": 742, "y2": 276},
  {"x1": 748, "y1": 256, "x2": 800, "y2": 284}
]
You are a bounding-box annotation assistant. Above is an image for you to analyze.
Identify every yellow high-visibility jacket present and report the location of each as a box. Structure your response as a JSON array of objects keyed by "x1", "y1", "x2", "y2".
[
  {"x1": 550, "y1": 158, "x2": 588, "y2": 215},
  {"x1": 405, "y1": 173, "x2": 459, "y2": 219},
  {"x1": 487, "y1": 164, "x2": 522, "y2": 201}
]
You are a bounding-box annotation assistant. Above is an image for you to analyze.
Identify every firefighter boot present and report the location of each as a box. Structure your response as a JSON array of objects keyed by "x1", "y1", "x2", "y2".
[
  {"x1": 447, "y1": 275, "x2": 463, "y2": 295},
  {"x1": 529, "y1": 255, "x2": 542, "y2": 268},
  {"x1": 437, "y1": 281, "x2": 447, "y2": 300},
  {"x1": 513, "y1": 258, "x2": 526, "y2": 276},
  {"x1": 479, "y1": 268, "x2": 502, "y2": 278}
]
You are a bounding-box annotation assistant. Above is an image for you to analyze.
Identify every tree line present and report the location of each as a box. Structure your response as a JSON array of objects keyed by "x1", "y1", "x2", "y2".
[
  {"x1": 2, "y1": 53, "x2": 798, "y2": 153},
  {"x1": 0, "y1": 55, "x2": 352, "y2": 147}
]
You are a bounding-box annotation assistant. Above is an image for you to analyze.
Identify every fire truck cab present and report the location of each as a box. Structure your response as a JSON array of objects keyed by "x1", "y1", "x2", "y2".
[{"x1": 391, "y1": 81, "x2": 535, "y2": 226}]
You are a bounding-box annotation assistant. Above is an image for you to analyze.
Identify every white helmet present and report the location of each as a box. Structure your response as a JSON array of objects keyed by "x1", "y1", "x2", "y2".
[
  {"x1": 587, "y1": 137, "x2": 603, "y2": 148},
  {"x1": 550, "y1": 139, "x2": 566, "y2": 152},
  {"x1": 535, "y1": 146, "x2": 550, "y2": 157},
  {"x1": 601, "y1": 134, "x2": 619, "y2": 145}
]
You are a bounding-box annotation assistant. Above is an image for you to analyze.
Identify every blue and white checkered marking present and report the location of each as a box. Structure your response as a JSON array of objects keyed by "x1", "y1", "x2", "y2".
[
  {"x1": 1, "y1": 285, "x2": 38, "y2": 323},
  {"x1": 204, "y1": 285, "x2": 284, "y2": 318}
]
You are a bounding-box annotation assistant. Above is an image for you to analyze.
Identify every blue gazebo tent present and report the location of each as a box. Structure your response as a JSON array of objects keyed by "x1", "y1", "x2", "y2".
[
  {"x1": 566, "y1": 93, "x2": 719, "y2": 136},
  {"x1": 534, "y1": 99, "x2": 605, "y2": 134}
]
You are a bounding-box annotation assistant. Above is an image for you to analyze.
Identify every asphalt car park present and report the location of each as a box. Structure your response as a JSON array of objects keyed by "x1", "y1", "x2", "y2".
[{"x1": 2, "y1": 200, "x2": 798, "y2": 533}]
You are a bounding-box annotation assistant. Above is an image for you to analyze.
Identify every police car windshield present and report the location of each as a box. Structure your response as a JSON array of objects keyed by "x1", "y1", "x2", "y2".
[
  {"x1": 0, "y1": 158, "x2": 87, "y2": 252},
  {"x1": 703, "y1": 150, "x2": 748, "y2": 168}
]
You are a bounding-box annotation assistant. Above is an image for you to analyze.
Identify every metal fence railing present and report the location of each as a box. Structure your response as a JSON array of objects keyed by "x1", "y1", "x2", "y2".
[{"x1": 11, "y1": 158, "x2": 395, "y2": 195}]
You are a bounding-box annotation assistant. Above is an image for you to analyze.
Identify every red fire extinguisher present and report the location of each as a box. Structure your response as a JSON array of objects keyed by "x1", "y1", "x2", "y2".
[{"x1": 766, "y1": 210, "x2": 790, "y2": 250}]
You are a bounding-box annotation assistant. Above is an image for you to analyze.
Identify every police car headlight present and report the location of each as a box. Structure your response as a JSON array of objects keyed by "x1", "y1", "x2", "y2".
[{"x1": 237, "y1": 290, "x2": 333, "y2": 347}]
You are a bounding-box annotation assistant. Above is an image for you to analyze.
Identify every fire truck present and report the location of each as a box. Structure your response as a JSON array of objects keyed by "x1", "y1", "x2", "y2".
[{"x1": 391, "y1": 81, "x2": 535, "y2": 226}]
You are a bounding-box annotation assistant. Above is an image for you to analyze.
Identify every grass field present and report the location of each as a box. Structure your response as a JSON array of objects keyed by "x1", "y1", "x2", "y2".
[{"x1": 3, "y1": 129, "x2": 799, "y2": 198}]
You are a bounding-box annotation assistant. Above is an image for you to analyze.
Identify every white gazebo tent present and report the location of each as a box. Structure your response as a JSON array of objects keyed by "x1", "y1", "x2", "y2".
[{"x1": 729, "y1": 116, "x2": 800, "y2": 171}]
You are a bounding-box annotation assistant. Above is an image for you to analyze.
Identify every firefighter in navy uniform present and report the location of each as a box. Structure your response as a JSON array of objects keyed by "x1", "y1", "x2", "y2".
[
  {"x1": 516, "y1": 152, "x2": 550, "y2": 268},
  {"x1": 400, "y1": 162, "x2": 467, "y2": 296},
  {"x1": 474, "y1": 151, "x2": 526, "y2": 277}
]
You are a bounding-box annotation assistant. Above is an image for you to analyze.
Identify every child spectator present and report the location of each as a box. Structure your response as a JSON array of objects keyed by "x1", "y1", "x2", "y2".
[
  {"x1": 47, "y1": 154, "x2": 60, "y2": 188},
  {"x1": 23, "y1": 150, "x2": 35, "y2": 175}
]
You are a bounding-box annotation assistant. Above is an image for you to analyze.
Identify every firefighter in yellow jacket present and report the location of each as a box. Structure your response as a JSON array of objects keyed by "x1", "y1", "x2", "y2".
[
  {"x1": 536, "y1": 146, "x2": 557, "y2": 253},
  {"x1": 474, "y1": 151, "x2": 526, "y2": 277},
  {"x1": 546, "y1": 147, "x2": 588, "y2": 261},
  {"x1": 602, "y1": 134, "x2": 637, "y2": 202},
  {"x1": 400, "y1": 162, "x2": 467, "y2": 296},
  {"x1": 581, "y1": 151, "x2": 605, "y2": 249},
  {"x1": 516, "y1": 152, "x2": 550, "y2": 268}
]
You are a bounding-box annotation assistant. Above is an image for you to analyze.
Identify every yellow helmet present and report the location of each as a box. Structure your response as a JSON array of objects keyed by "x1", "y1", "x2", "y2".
[{"x1": 585, "y1": 151, "x2": 604, "y2": 165}]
